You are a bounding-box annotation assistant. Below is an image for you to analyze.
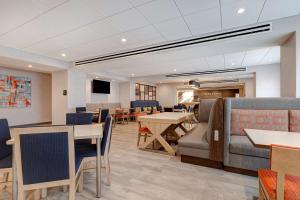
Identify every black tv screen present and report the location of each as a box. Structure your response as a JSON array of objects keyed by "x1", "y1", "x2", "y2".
[{"x1": 92, "y1": 80, "x2": 110, "y2": 94}]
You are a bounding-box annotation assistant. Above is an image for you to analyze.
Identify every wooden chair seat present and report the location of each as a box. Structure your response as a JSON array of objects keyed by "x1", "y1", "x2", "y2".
[
  {"x1": 139, "y1": 127, "x2": 151, "y2": 133},
  {"x1": 259, "y1": 169, "x2": 300, "y2": 200}
]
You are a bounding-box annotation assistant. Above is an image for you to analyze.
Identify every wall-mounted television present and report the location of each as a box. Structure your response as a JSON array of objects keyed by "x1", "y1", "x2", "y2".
[{"x1": 92, "y1": 80, "x2": 110, "y2": 94}]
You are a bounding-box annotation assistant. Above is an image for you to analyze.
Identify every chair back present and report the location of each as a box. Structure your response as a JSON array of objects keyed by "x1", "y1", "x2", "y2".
[
  {"x1": 66, "y1": 113, "x2": 93, "y2": 125},
  {"x1": 11, "y1": 126, "x2": 75, "y2": 186},
  {"x1": 0, "y1": 119, "x2": 12, "y2": 160},
  {"x1": 76, "y1": 107, "x2": 86, "y2": 113},
  {"x1": 101, "y1": 115, "x2": 113, "y2": 156},
  {"x1": 271, "y1": 145, "x2": 300, "y2": 177},
  {"x1": 100, "y1": 109, "x2": 109, "y2": 123},
  {"x1": 66, "y1": 113, "x2": 93, "y2": 145}
]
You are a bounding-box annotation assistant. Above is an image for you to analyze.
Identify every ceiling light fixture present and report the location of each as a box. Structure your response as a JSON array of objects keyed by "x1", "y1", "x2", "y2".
[
  {"x1": 173, "y1": 69, "x2": 177, "y2": 72},
  {"x1": 269, "y1": 58, "x2": 273, "y2": 62},
  {"x1": 95, "y1": 76, "x2": 99, "y2": 79},
  {"x1": 231, "y1": 62, "x2": 236, "y2": 66},
  {"x1": 61, "y1": 53, "x2": 66, "y2": 57},
  {"x1": 121, "y1": 38, "x2": 127, "y2": 43},
  {"x1": 28, "y1": 64, "x2": 33, "y2": 68},
  {"x1": 237, "y1": 8, "x2": 245, "y2": 14},
  {"x1": 131, "y1": 73, "x2": 135, "y2": 77}
]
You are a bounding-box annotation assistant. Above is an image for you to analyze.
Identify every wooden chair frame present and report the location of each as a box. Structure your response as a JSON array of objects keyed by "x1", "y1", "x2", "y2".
[
  {"x1": 11, "y1": 126, "x2": 83, "y2": 200},
  {"x1": 82, "y1": 117, "x2": 113, "y2": 186},
  {"x1": 259, "y1": 145, "x2": 300, "y2": 200}
]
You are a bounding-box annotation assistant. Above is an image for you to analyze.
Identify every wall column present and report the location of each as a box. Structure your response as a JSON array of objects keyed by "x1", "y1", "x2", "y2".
[{"x1": 281, "y1": 31, "x2": 300, "y2": 97}]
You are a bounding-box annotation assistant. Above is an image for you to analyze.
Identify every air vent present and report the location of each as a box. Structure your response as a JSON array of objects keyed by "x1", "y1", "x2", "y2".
[
  {"x1": 75, "y1": 23, "x2": 272, "y2": 66},
  {"x1": 199, "y1": 79, "x2": 240, "y2": 84},
  {"x1": 166, "y1": 67, "x2": 246, "y2": 78}
]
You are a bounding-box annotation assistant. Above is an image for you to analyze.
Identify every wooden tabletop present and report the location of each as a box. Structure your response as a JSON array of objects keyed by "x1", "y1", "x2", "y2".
[
  {"x1": 244, "y1": 128, "x2": 300, "y2": 148},
  {"x1": 138, "y1": 112, "x2": 193, "y2": 124},
  {"x1": 74, "y1": 124, "x2": 103, "y2": 139}
]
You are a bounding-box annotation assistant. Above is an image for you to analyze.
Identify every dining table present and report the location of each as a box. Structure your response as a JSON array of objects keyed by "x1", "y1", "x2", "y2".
[
  {"x1": 244, "y1": 128, "x2": 300, "y2": 148},
  {"x1": 138, "y1": 112, "x2": 193, "y2": 155},
  {"x1": 7, "y1": 123, "x2": 103, "y2": 200}
]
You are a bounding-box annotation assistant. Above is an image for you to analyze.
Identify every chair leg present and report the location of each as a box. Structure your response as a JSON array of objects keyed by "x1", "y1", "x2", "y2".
[
  {"x1": 137, "y1": 133, "x2": 141, "y2": 146},
  {"x1": 18, "y1": 188, "x2": 24, "y2": 200},
  {"x1": 69, "y1": 183, "x2": 76, "y2": 200},
  {"x1": 258, "y1": 181, "x2": 265, "y2": 200},
  {"x1": 144, "y1": 133, "x2": 147, "y2": 142},
  {"x1": 41, "y1": 189, "x2": 47, "y2": 199},
  {"x1": 104, "y1": 156, "x2": 111, "y2": 186},
  {"x1": 77, "y1": 172, "x2": 84, "y2": 193}
]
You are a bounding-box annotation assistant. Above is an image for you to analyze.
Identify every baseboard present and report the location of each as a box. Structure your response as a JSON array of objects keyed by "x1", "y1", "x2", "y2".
[
  {"x1": 10, "y1": 121, "x2": 52, "y2": 128},
  {"x1": 181, "y1": 155, "x2": 223, "y2": 169},
  {"x1": 224, "y1": 166, "x2": 258, "y2": 177}
]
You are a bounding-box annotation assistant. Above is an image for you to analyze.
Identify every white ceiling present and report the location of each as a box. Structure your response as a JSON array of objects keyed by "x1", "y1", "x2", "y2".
[{"x1": 0, "y1": 0, "x2": 299, "y2": 63}]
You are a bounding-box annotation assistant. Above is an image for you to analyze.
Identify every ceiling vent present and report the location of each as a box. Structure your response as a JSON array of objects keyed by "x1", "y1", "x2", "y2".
[
  {"x1": 166, "y1": 67, "x2": 247, "y2": 78},
  {"x1": 75, "y1": 23, "x2": 272, "y2": 66}
]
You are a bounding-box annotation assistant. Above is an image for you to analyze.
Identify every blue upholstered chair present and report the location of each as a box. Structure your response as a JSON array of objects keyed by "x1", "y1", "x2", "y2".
[
  {"x1": 0, "y1": 119, "x2": 12, "y2": 190},
  {"x1": 76, "y1": 115, "x2": 113, "y2": 185},
  {"x1": 93, "y1": 109, "x2": 109, "y2": 124},
  {"x1": 75, "y1": 107, "x2": 86, "y2": 113},
  {"x1": 11, "y1": 126, "x2": 83, "y2": 200},
  {"x1": 66, "y1": 113, "x2": 93, "y2": 146}
]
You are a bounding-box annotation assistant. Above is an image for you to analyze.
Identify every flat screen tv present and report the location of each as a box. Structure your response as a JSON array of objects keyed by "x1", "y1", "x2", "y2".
[{"x1": 92, "y1": 80, "x2": 110, "y2": 94}]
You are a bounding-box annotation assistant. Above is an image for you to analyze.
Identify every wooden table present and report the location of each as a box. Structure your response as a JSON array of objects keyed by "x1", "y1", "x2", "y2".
[
  {"x1": 9, "y1": 124, "x2": 103, "y2": 200},
  {"x1": 244, "y1": 129, "x2": 300, "y2": 148},
  {"x1": 138, "y1": 112, "x2": 193, "y2": 155}
]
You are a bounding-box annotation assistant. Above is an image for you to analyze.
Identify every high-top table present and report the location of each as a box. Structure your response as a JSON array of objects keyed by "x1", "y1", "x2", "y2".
[
  {"x1": 8, "y1": 124, "x2": 103, "y2": 200},
  {"x1": 138, "y1": 112, "x2": 193, "y2": 155},
  {"x1": 244, "y1": 129, "x2": 300, "y2": 148}
]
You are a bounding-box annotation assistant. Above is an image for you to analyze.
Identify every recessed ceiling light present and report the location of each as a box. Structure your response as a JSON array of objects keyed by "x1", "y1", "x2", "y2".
[
  {"x1": 61, "y1": 53, "x2": 66, "y2": 57},
  {"x1": 231, "y1": 62, "x2": 236, "y2": 66},
  {"x1": 121, "y1": 38, "x2": 127, "y2": 42},
  {"x1": 131, "y1": 73, "x2": 135, "y2": 77},
  {"x1": 269, "y1": 58, "x2": 273, "y2": 62},
  {"x1": 28, "y1": 64, "x2": 33, "y2": 68},
  {"x1": 95, "y1": 76, "x2": 99, "y2": 79},
  {"x1": 173, "y1": 69, "x2": 177, "y2": 72},
  {"x1": 237, "y1": 8, "x2": 245, "y2": 14}
]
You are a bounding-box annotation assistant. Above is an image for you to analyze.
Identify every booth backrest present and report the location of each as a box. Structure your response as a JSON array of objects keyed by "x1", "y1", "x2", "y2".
[
  {"x1": 86, "y1": 103, "x2": 121, "y2": 112},
  {"x1": 224, "y1": 98, "x2": 300, "y2": 138},
  {"x1": 198, "y1": 99, "x2": 215, "y2": 122},
  {"x1": 130, "y1": 100, "x2": 160, "y2": 108}
]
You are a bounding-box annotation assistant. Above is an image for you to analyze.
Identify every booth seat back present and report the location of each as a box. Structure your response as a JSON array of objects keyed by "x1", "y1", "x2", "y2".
[
  {"x1": 198, "y1": 99, "x2": 215, "y2": 122},
  {"x1": 130, "y1": 100, "x2": 160, "y2": 108}
]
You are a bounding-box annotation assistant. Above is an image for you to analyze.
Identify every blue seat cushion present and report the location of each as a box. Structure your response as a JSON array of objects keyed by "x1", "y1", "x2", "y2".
[
  {"x1": 0, "y1": 154, "x2": 12, "y2": 169},
  {"x1": 76, "y1": 144, "x2": 101, "y2": 157}
]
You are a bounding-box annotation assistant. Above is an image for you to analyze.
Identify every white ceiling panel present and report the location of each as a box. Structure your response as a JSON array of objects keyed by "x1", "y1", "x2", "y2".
[
  {"x1": 243, "y1": 47, "x2": 270, "y2": 66},
  {"x1": 137, "y1": 0, "x2": 181, "y2": 24},
  {"x1": 154, "y1": 17, "x2": 192, "y2": 40},
  {"x1": 224, "y1": 52, "x2": 245, "y2": 68},
  {"x1": 205, "y1": 55, "x2": 225, "y2": 69},
  {"x1": 259, "y1": 0, "x2": 300, "y2": 22},
  {"x1": 0, "y1": 0, "x2": 67, "y2": 36},
  {"x1": 105, "y1": 9, "x2": 149, "y2": 32},
  {"x1": 175, "y1": 0, "x2": 219, "y2": 15},
  {"x1": 184, "y1": 7, "x2": 221, "y2": 36},
  {"x1": 129, "y1": 0, "x2": 154, "y2": 7},
  {"x1": 221, "y1": 0, "x2": 265, "y2": 30}
]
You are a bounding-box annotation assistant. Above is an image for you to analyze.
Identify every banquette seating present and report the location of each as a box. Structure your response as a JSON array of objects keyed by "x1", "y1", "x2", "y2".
[
  {"x1": 130, "y1": 100, "x2": 162, "y2": 114},
  {"x1": 223, "y1": 98, "x2": 300, "y2": 175},
  {"x1": 178, "y1": 98, "x2": 224, "y2": 168}
]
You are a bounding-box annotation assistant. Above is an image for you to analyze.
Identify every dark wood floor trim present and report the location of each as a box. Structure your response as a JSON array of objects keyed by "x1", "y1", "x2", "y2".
[
  {"x1": 224, "y1": 166, "x2": 258, "y2": 177},
  {"x1": 181, "y1": 155, "x2": 223, "y2": 169}
]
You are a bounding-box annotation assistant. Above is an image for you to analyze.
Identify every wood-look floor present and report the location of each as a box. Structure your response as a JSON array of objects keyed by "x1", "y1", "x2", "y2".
[{"x1": 0, "y1": 122, "x2": 258, "y2": 200}]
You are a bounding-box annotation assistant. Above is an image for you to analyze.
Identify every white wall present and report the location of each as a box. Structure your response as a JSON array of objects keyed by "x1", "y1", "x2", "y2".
[
  {"x1": 52, "y1": 70, "x2": 68, "y2": 125},
  {"x1": 68, "y1": 68, "x2": 86, "y2": 112},
  {"x1": 156, "y1": 83, "x2": 181, "y2": 107},
  {"x1": 241, "y1": 78, "x2": 255, "y2": 98},
  {"x1": 86, "y1": 78, "x2": 120, "y2": 103},
  {"x1": 0, "y1": 67, "x2": 52, "y2": 126},
  {"x1": 249, "y1": 63, "x2": 281, "y2": 97}
]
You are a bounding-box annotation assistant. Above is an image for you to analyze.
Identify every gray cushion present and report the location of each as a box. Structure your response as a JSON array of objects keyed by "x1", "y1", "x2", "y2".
[
  {"x1": 229, "y1": 136, "x2": 270, "y2": 159},
  {"x1": 178, "y1": 123, "x2": 209, "y2": 150},
  {"x1": 198, "y1": 99, "x2": 214, "y2": 122}
]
